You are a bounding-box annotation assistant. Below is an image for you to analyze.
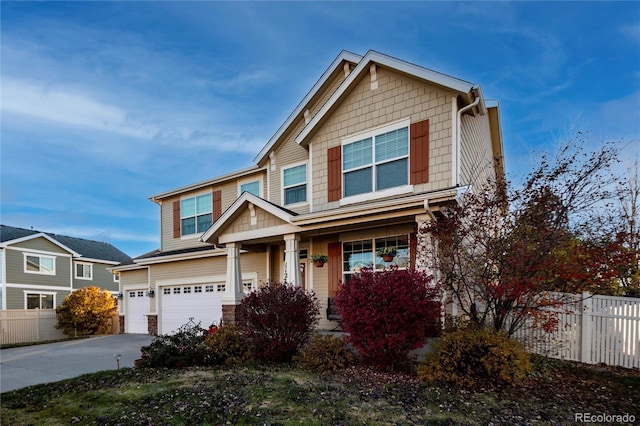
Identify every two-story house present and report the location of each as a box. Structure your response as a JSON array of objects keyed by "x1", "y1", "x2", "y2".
[
  {"x1": 113, "y1": 50, "x2": 504, "y2": 335},
  {"x1": 0, "y1": 225, "x2": 131, "y2": 309}
]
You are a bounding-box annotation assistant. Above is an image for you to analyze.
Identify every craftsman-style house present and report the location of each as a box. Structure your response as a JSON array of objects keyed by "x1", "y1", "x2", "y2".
[{"x1": 113, "y1": 50, "x2": 504, "y2": 335}]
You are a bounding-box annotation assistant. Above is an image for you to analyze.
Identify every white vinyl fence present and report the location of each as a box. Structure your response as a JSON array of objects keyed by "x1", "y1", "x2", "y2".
[
  {"x1": 0, "y1": 309, "x2": 66, "y2": 345},
  {"x1": 0, "y1": 310, "x2": 120, "y2": 345},
  {"x1": 514, "y1": 292, "x2": 640, "y2": 369}
]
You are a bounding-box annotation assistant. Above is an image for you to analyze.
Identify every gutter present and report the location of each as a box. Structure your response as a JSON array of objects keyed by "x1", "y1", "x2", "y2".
[{"x1": 453, "y1": 87, "x2": 483, "y2": 187}]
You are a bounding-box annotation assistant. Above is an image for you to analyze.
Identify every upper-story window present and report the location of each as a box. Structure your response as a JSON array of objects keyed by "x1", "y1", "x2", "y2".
[
  {"x1": 24, "y1": 254, "x2": 56, "y2": 275},
  {"x1": 283, "y1": 163, "x2": 307, "y2": 205},
  {"x1": 343, "y1": 122, "x2": 409, "y2": 198},
  {"x1": 181, "y1": 193, "x2": 212, "y2": 236},
  {"x1": 239, "y1": 180, "x2": 261, "y2": 197},
  {"x1": 75, "y1": 262, "x2": 93, "y2": 280},
  {"x1": 113, "y1": 273, "x2": 120, "y2": 283}
]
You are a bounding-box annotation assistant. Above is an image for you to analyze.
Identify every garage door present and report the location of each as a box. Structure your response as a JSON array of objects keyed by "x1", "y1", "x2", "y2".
[
  {"x1": 159, "y1": 283, "x2": 224, "y2": 334},
  {"x1": 125, "y1": 290, "x2": 149, "y2": 334}
]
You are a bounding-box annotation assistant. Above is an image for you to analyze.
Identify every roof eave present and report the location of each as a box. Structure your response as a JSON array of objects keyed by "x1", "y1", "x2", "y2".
[
  {"x1": 253, "y1": 50, "x2": 363, "y2": 165},
  {"x1": 295, "y1": 50, "x2": 477, "y2": 147},
  {"x1": 149, "y1": 165, "x2": 263, "y2": 202}
]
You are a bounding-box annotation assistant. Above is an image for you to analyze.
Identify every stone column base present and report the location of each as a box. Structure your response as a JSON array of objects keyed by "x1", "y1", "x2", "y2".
[
  {"x1": 147, "y1": 314, "x2": 158, "y2": 336},
  {"x1": 222, "y1": 304, "x2": 244, "y2": 326},
  {"x1": 119, "y1": 315, "x2": 125, "y2": 334}
]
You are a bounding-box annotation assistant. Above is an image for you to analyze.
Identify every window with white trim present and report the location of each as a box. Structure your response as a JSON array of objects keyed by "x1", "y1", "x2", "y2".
[
  {"x1": 239, "y1": 180, "x2": 261, "y2": 197},
  {"x1": 75, "y1": 262, "x2": 93, "y2": 280},
  {"x1": 24, "y1": 254, "x2": 56, "y2": 275},
  {"x1": 26, "y1": 292, "x2": 54, "y2": 309},
  {"x1": 282, "y1": 163, "x2": 307, "y2": 205},
  {"x1": 113, "y1": 273, "x2": 120, "y2": 283},
  {"x1": 181, "y1": 193, "x2": 212, "y2": 236},
  {"x1": 342, "y1": 235, "x2": 410, "y2": 282},
  {"x1": 343, "y1": 122, "x2": 409, "y2": 197}
]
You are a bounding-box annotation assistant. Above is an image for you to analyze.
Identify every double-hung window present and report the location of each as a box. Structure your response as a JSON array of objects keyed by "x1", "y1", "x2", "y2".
[
  {"x1": 24, "y1": 254, "x2": 56, "y2": 275},
  {"x1": 283, "y1": 163, "x2": 307, "y2": 205},
  {"x1": 343, "y1": 121, "x2": 409, "y2": 198},
  {"x1": 181, "y1": 193, "x2": 212, "y2": 236},
  {"x1": 75, "y1": 262, "x2": 93, "y2": 280}
]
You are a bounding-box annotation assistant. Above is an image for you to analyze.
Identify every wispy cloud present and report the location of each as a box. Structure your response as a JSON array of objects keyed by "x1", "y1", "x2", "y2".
[{"x1": 2, "y1": 78, "x2": 157, "y2": 138}]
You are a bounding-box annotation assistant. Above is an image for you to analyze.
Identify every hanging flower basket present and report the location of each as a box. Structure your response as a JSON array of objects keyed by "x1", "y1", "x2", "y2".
[
  {"x1": 377, "y1": 247, "x2": 397, "y2": 262},
  {"x1": 311, "y1": 254, "x2": 328, "y2": 268}
]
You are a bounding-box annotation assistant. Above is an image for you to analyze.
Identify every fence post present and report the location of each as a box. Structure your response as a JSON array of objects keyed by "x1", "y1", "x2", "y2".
[
  {"x1": 36, "y1": 309, "x2": 41, "y2": 341},
  {"x1": 580, "y1": 291, "x2": 591, "y2": 364}
]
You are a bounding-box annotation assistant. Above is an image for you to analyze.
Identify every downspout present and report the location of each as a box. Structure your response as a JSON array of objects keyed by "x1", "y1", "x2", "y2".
[{"x1": 454, "y1": 93, "x2": 481, "y2": 187}]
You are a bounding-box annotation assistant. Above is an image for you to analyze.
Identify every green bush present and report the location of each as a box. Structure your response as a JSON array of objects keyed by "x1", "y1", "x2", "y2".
[
  {"x1": 417, "y1": 323, "x2": 531, "y2": 388},
  {"x1": 204, "y1": 324, "x2": 254, "y2": 366},
  {"x1": 135, "y1": 320, "x2": 208, "y2": 369},
  {"x1": 294, "y1": 333, "x2": 356, "y2": 372},
  {"x1": 56, "y1": 286, "x2": 117, "y2": 336}
]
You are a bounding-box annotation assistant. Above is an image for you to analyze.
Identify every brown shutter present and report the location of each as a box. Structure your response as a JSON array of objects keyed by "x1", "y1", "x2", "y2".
[
  {"x1": 328, "y1": 241, "x2": 342, "y2": 296},
  {"x1": 410, "y1": 119, "x2": 429, "y2": 184},
  {"x1": 172, "y1": 201, "x2": 181, "y2": 238},
  {"x1": 212, "y1": 190, "x2": 222, "y2": 221},
  {"x1": 327, "y1": 146, "x2": 342, "y2": 202}
]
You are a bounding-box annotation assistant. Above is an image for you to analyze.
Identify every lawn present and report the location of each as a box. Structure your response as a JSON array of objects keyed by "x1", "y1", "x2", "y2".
[{"x1": 1, "y1": 358, "x2": 638, "y2": 425}]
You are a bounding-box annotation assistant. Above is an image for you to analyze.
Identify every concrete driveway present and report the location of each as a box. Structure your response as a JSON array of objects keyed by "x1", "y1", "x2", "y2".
[{"x1": 0, "y1": 334, "x2": 154, "y2": 393}]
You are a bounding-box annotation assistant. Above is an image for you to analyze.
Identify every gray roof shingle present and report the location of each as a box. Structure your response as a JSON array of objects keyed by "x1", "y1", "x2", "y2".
[{"x1": 1, "y1": 225, "x2": 131, "y2": 263}]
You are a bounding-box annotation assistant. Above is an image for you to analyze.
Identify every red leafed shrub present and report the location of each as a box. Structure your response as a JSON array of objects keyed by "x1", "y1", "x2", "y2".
[
  {"x1": 335, "y1": 267, "x2": 440, "y2": 371},
  {"x1": 238, "y1": 282, "x2": 320, "y2": 362}
]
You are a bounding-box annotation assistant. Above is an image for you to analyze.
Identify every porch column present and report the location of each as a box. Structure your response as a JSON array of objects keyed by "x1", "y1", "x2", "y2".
[
  {"x1": 416, "y1": 213, "x2": 447, "y2": 323},
  {"x1": 283, "y1": 233, "x2": 302, "y2": 286},
  {"x1": 222, "y1": 242, "x2": 245, "y2": 325},
  {"x1": 415, "y1": 214, "x2": 437, "y2": 277}
]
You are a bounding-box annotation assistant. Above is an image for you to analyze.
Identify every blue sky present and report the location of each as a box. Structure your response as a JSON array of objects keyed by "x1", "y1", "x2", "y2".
[{"x1": 1, "y1": 2, "x2": 639, "y2": 257}]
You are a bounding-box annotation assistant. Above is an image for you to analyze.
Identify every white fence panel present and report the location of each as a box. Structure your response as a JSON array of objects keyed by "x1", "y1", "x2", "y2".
[
  {"x1": 0, "y1": 309, "x2": 66, "y2": 345},
  {"x1": 516, "y1": 292, "x2": 640, "y2": 369},
  {"x1": 0, "y1": 310, "x2": 120, "y2": 345}
]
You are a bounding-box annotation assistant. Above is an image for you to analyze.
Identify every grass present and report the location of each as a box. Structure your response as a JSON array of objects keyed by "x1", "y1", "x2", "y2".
[{"x1": 1, "y1": 359, "x2": 638, "y2": 425}]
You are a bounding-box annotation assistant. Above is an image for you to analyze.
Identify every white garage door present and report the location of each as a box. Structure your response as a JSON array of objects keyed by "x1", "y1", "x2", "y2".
[
  {"x1": 160, "y1": 283, "x2": 224, "y2": 334},
  {"x1": 125, "y1": 290, "x2": 149, "y2": 334}
]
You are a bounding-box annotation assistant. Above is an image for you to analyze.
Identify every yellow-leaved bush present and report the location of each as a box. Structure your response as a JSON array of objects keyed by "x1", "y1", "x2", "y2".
[
  {"x1": 56, "y1": 286, "x2": 117, "y2": 336},
  {"x1": 417, "y1": 322, "x2": 531, "y2": 388}
]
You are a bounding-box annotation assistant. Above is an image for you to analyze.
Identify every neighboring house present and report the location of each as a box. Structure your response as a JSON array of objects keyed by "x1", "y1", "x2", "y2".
[
  {"x1": 113, "y1": 50, "x2": 505, "y2": 335},
  {"x1": 0, "y1": 225, "x2": 131, "y2": 310}
]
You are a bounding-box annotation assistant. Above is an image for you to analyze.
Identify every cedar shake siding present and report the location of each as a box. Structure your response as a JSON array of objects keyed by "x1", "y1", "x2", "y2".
[{"x1": 310, "y1": 67, "x2": 455, "y2": 212}]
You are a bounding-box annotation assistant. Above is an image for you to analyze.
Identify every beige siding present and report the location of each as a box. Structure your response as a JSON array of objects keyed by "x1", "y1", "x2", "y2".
[
  {"x1": 267, "y1": 68, "x2": 349, "y2": 212},
  {"x1": 160, "y1": 173, "x2": 266, "y2": 252},
  {"x1": 460, "y1": 113, "x2": 495, "y2": 187},
  {"x1": 119, "y1": 268, "x2": 149, "y2": 315},
  {"x1": 308, "y1": 236, "x2": 335, "y2": 330},
  {"x1": 226, "y1": 206, "x2": 288, "y2": 235},
  {"x1": 309, "y1": 67, "x2": 455, "y2": 212},
  {"x1": 148, "y1": 253, "x2": 268, "y2": 313},
  {"x1": 269, "y1": 120, "x2": 310, "y2": 213}
]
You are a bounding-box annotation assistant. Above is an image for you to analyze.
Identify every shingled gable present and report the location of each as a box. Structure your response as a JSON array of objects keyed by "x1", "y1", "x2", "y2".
[
  {"x1": 295, "y1": 50, "x2": 486, "y2": 148},
  {"x1": 199, "y1": 192, "x2": 301, "y2": 245}
]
